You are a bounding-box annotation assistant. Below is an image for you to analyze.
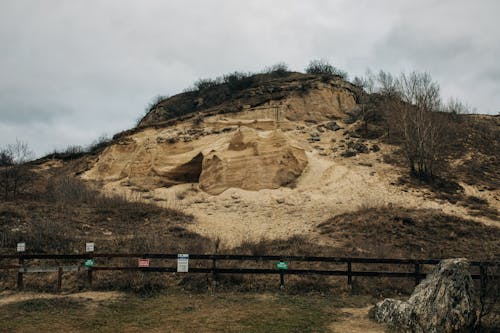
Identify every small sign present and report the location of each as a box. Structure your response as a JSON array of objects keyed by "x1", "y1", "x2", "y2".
[
  {"x1": 138, "y1": 258, "x2": 150, "y2": 267},
  {"x1": 17, "y1": 242, "x2": 26, "y2": 252},
  {"x1": 276, "y1": 261, "x2": 289, "y2": 270},
  {"x1": 177, "y1": 254, "x2": 189, "y2": 272},
  {"x1": 85, "y1": 242, "x2": 94, "y2": 253},
  {"x1": 84, "y1": 259, "x2": 94, "y2": 268}
]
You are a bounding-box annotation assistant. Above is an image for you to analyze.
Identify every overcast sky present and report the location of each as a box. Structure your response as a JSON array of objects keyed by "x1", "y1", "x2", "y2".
[{"x1": 1, "y1": 1, "x2": 499, "y2": 156}]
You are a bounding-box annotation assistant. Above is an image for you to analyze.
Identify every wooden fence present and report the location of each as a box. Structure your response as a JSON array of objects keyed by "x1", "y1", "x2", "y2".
[{"x1": 0, "y1": 253, "x2": 497, "y2": 292}]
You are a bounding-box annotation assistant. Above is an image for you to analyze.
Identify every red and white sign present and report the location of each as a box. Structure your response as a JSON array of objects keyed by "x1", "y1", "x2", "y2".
[{"x1": 138, "y1": 258, "x2": 150, "y2": 267}]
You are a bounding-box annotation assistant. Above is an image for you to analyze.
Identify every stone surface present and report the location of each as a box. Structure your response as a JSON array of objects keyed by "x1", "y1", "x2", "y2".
[
  {"x1": 372, "y1": 258, "x2": 480, "y2": 333},
  {"x1": 199, "y1": 127, "x2": 307, "y2": 195}
]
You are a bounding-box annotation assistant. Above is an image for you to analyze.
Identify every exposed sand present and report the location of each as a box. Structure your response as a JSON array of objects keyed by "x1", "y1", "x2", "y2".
[
  {"x1": 95, "y1": 116, "x2": 499, "y2": 248},
  {"x1": 330, "y1": 306, "x2": 385, "y2": 333},
  {"x1": 0, "y1": 291, "x2": 124, "y2": 307}
]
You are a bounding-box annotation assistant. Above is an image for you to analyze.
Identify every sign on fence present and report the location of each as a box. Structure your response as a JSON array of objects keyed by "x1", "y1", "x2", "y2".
[
  {"x1": 138, "y1": 259, "x2": 150, "y2": 267},
  {"x1": 84, "y1": 259, "x2": 94, "y2": 268},
  {"x1": 177, "y1": 254, "x2": 189, "y2": 272},
  {"x1": 85, "y1": 242, "x2": 94, "y2": 253},
  {"x1": 276, "y1": 261, "x2": 288, "y2": 270},
  {"x1": 17, "y1": 242, "x2": 26, "y2": 252}
]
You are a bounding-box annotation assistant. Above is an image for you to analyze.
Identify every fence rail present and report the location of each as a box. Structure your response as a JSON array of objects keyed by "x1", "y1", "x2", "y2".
[{"x1": 0, "y1": 253, "x2": 497, "y2": 292}]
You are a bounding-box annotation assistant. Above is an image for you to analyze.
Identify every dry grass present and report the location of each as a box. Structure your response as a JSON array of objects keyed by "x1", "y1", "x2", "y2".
[
  {"x1": 0, "y1": 290, "x2": 376, "y2": 333},
  {"x1": 317, "y1": 206, "x2": 500, "y2": 260}
]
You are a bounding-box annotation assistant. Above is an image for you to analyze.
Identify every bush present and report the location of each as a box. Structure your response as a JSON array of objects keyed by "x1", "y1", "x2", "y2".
[
  {"x1": 222, "y1": 71, "x2": 255, "y2": 92},
  {"x1": 0, "y1": 140, "x2": 34, "y2": 201},
  {"x1": 87, "y1": 134, "x2": 111, "y2": 154},
  {"x1": 145, "y1": 94, "x2": 168, "y2": 112},
  {"x1": 48, "y1": 145, "x2": 86, "y2": 161},
  {"x1": 0, "y1": 151, "x2": 13, "y2": 167},
  {"x1": 194, "y1": 77, "x2": 222, "y2": 91},
  {"x1": 263, "y1": 62, "x2": 291, "y2": 77},
  {"x1": 305, "y1": 59, "x2": 348, "y2": 79}
]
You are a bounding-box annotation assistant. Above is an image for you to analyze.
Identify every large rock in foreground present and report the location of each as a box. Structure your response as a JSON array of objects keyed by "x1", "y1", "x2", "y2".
[
  {"x1": 372, "y1": 258, "x2": 479, "y2": 333},
  {"x1": 199, "y1": 127, "x2": 307, "y2": 194}
]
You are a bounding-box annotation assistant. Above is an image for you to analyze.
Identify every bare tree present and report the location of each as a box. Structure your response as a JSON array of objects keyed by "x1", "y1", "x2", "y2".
[
  {"x1": 0, "y1": 140, "x2": 34, "y2": 201},
  {"x1": 396, "y1": 72, "x2": 443, "y2": 179},
  {"x1": 444, "y1": 97, "x2": 473, "y2": 115},
  {"x1": 376, "y1": 70, "x2": 400, "y2": 97}
]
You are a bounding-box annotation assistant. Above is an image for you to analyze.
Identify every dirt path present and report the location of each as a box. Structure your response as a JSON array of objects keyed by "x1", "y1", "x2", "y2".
[
  {"x1": 0, "y1": 291, "x2": 123, "y2": 307},
  {"x1": 330, "y1": 306, "x2": 385, "y2": 333}
]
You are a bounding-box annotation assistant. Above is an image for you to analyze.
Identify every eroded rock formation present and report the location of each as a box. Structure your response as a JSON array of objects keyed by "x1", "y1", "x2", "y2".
[
  {"x1": 84, "y1": 127, "x2": 307, "y2": 194},
  {"x1": 199, "y1": 127, "x2": 307, "y2": 194}
]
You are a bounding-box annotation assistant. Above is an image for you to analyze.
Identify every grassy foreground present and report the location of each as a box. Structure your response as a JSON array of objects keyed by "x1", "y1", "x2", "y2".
[{"x1": 0, "y1": 290, "x2": 379, "y2": 333}]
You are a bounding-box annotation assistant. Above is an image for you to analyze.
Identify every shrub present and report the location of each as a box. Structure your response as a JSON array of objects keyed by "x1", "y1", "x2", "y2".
[
  {"x1": 263, "y1": 62, "x2": 291, "y2": 77},
  {"x1": 0, "y1": 140, "x2": 34, "y2": 201},
  {"x1": 222, "y1": 71, "x2": 255, "y2": 92},
  {"x1": 194, "y1": 77, "x2": 222, "y2": 91},
  {"x1": 87, "y1": 134, "x2": 111, "y2": 153},
  {"x1": 305, "y1": 59, "x2": 348, "y2": 79},
  {"x1": 145, "y1": 94, "x2": 168, "y2": 112}
]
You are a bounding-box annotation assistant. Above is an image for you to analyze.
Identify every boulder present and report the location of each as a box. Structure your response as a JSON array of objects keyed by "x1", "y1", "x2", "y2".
[{"x1": 372, "y1": 258, "x2": 480, "y2": 333}]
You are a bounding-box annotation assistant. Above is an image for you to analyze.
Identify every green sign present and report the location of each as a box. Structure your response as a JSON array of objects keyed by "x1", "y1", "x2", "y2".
[
  {"x1": 84, "y1": 259, "x2": 94, "y2": 267},
  {"x1": 276, "y1": 261, "x2": 288, "y2": 270}
]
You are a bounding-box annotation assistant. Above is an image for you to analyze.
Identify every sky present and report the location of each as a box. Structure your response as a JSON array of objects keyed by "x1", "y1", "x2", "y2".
[{"x1": 1, "y1": 0, "x2": 499, "y2": 157}]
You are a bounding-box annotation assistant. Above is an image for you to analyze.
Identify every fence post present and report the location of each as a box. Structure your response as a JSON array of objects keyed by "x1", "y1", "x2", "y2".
[
  {"x1": 17, "y1": 256, "x2": 24, "y2": 290},
  {"x1": 211, "y1": 255, "x2": 217, "y2": 294},
  {"x1": 87, "y1": 268, "x2": 93, "y2": 288},
  {"x1": 57, "y1": 266, "x2": 63, "y2": 292},
  {"x1": 347, "y1": 261, "x2": 353, "y2": 289},
  {"x1": 414, "y1": 263, "x2": 421, "y2": 286}
]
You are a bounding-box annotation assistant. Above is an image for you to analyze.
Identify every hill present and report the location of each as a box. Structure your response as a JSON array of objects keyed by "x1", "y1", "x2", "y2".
[{"x1": 1, "y1": 71, "x2": 499, "y2": 255}]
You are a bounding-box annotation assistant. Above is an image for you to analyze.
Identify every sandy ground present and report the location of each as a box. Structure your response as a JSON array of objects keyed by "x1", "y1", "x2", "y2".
[
  {"x1": 90, "y1": 115, "x2": 499, "y2": 248},
  {"x1": 0, "y1": 290, "x2": 124, "y2": 307},
  {"x1": 331, "y1": 306, "x2": 385, "y2": 333}
]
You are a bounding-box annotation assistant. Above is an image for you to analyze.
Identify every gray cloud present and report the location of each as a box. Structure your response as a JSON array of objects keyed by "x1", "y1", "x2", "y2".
[{"x1": 1, "y1": 0, "x2": 499, "y2": 156}]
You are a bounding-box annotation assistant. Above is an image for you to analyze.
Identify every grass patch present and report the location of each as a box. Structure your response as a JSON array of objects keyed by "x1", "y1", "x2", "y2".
[{"x1": 0, "y1": 291, "x2": 372, "y2": 333}]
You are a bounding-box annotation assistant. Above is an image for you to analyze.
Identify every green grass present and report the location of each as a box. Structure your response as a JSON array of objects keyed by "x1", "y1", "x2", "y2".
[{"x1": 0, "y1": 291, "x2": 374, "y2": 333}]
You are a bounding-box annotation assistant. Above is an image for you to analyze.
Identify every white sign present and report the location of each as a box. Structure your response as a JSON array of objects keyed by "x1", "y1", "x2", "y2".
[
  {"x1": 177, "y1": 254, "x2": 189, "y2": 272},
  {"x1": 85, "y1": 242, "x2": 95, "y2": 253},
  {"x1": 17, "y1": 242, "x2": 26, "y2": 252}
]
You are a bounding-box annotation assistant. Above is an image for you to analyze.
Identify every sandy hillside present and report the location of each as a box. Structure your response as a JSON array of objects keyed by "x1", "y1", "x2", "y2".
[{"x1": 82, "y1": 106, "x2": 500, "y2": 248}]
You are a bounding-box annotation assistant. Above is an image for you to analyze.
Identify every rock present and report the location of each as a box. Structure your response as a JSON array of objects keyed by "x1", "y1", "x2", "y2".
[
  {"x1": 372, "y1": 258, "x2": 480, "y2": 333},
  {"x1": 308, "y1": 133, "x2": 321, "y2": 142},
  {"x1": 200, "y1": 127, "x2": 308, "y2": 194},
  {"x1": 341, "y1": 150, "x2": 357, "y2": 158},
  {"x1": 371, "y1": 144, "x2": 381, "y2": 152},
  {"x1": 347, "y1": 141, "x2": 368, "y2": 153},
  {"x1": 324, "y1": 121, "x2": 341, "y2": 131}
]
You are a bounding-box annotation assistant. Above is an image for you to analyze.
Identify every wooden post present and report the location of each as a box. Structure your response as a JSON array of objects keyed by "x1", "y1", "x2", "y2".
[
  {"x1": 87, "y1": 268, "x2": 93, "y2": 288},
  {"x1": 17, "y1": 257, "x2": 24, "y2": 290},
  {"x1": 57, "y1": 266, "x2": 63, "y2": 292},
  {"x1": 347, "y1": 261, "x2": 353, "y2": 289},
  {"x1": 414, "y1": 263, "x2": 421, "y2": 286},
  {"x1": 209, "y1": 255, "x2": 217, "y2": 294}
]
